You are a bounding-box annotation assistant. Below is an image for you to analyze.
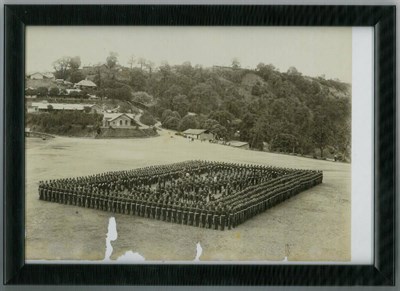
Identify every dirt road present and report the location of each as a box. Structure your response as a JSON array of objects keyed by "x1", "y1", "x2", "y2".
[{"x1": 25, "y1": 132, "x2": 350, "y2": 262}]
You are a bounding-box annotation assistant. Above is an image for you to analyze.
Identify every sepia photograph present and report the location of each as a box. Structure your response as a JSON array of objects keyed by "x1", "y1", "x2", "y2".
[{"x1": 25, "y1": 26, "x2": 353, "y2": 263}]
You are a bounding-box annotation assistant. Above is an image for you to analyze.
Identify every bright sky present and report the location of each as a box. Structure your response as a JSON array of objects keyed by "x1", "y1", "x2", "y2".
[{"x1": 26, "y1": 26, "x2": 352, "y2": 83}]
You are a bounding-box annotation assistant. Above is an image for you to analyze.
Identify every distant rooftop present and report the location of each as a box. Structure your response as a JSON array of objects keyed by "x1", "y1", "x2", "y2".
[
  {"x1": 182, "y1": 129, "x2": 208, "y2": 135},
  {"x1": 229, "y1": 141, "x2": 249, "y2": 147},
  {"x1": 31, "y1": 102, "x2": 95, "y2": 111},
  {"x1": 103, "y1": 113, "x2": 135, "y2": 121},
  {"x1": 75, "y1": 79, "x2": 97, "y2": 87}
]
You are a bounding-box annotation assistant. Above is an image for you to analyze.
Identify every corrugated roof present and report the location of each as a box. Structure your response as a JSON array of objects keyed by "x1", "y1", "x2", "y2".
[
  {"x1": 229, "y1": 141, "x2": 249, "y2": 147},
  {"x1": 31, "y1": 102, "x2": 95, "y2": 111},
  {"x1": 182, "y1": 129, "x2": 207, "y2": 135}
]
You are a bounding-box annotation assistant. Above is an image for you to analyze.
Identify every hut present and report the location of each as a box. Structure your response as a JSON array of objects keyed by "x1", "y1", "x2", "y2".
[{"x1": 182, "y1": 129, "x2": 214, "y2": 140}]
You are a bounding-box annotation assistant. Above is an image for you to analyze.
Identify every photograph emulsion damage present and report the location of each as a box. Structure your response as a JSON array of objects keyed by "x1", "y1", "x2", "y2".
[{"x1": 25, "y1": 27, "x2": 351, "y2": 262}]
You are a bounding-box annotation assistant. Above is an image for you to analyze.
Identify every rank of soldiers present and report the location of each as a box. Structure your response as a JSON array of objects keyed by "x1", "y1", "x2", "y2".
[{"x1": 38, "y1": 160, "x2": 323, "y2": 230}]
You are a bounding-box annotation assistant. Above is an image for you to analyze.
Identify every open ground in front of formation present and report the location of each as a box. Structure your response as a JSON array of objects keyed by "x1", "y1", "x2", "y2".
[{"x1": 25, "y1": 129, "x2": 350, "y2": 262}]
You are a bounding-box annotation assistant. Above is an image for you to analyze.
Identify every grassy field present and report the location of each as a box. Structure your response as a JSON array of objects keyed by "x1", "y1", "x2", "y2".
[{"x1": 25, "y1": 129, "x2": 350, "y2": 262}]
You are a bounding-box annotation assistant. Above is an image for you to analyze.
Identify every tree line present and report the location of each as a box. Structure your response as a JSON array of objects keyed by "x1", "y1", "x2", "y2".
[{"x1": 49, "y1": 53, "x2": 351, "y2": 160}]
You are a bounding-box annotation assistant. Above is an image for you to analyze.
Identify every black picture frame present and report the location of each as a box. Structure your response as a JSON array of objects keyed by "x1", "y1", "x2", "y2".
[{"x1": 3, "y1": 5, "x2": 396, "y2": 286}]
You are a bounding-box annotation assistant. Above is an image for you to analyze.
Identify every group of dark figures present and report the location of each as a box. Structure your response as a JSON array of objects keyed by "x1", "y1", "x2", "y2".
[{"x1": 38, "y1": 160, "x2": 323, "y2": 231}]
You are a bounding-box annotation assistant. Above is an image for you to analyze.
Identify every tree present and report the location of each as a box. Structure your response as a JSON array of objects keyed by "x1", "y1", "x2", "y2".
[
  {"x1": 59, "y1": 88, "x2": 67, "y2": 95},
  {"x1": 25, "y1": 88, "x2": 38, "y2": 96},
  {"x1": 106, "y1": 52, "x2": 118, "y2": 69},
  {"x1": 36, "y1": 87, "x2": 48, "y2": 96},
  {"x1": 163, "y1": 116, "x2": 180, "y2": 130},
  {"x1": 178, "y1": 115, "x2": 198, "y2": 132},
  {"x1": 202, "y1": 118, "x2": 219, "y2": 130},
  {"x1": 140, "y1": 111, "x2": 157, "y2": 126},
  {"x1": 209, "y1": 110, "x2": 234, "y2": 129},
  {"x1": 83, "y1": 106, "x2": 92, "y2": 113},
  {"x1": 231, "y1": 58, "x2": 241, "y2": 69},
  {"x1": 119, "y1": 102, "x2": 132, "y2": 113},
  {"x1": 256, "y1": 63, "x2": 277, "y2": 81},
  {"x1": 115, "y1": 86, "x2": 132, "y2": 101},
  {"x1": 103, "y1": 86, "x2": 132, "y2": 101},
  {"x1": 172, "y1": 94, "x2": 190, "y2": 117},
  {"x1": 176, "y1": 61, "x2": 194, "y2": 77},
  {"x1": 211, "y1": 124, "x2": 228, "y2": 139},
  {"x1": 52, "y1": 56, "x2": 81, "y2": 79},
  {"x1": 52, "y1": 57, "x2": 71, "y2": 79},
  {"x1": 201, "y1": 119, "x2": 227, "y2": 139},
  {"x1": 189, "y1": 83, "x2": 219, "y2": 114},
  {"x1": 144, "y1": 60, "x2": 155, "y2": 76},
  {"x1": 49, "y1": 87, "x2": 59, "y2": 96},
  {"x1": 127, "y1": 55, "x2": 136, "y2": 69},
  {"x1": 70, "y1": 70, "x2": 85, "y2": 83},
  {"x1": 311, "y1": 105, "x2": 333, "y2": 158},
  {"x1": 137, "y1": 57, "x2": 146, "y2": 71},
  {"x1": 334, "y1": 120, "x2": 351, "y2": 160},
  {"x1": 69, "y1": 56, "x2": 81, "y2": 70},
  {"x1": 159, "y1": 85, "x2": 183, "y2": 109},
  {"x1": 129, "y1": 69, "x2": 147, "y2": 91},
  {"x1": 222, "y1": 95, "x2": 244, "y2": 118},
  {"x1": 249, "y1": 117, "x2": 267, "y2": 150},
  {"x1": 239, "y1": 113, "x2": 256, "y2": 141},
  {"x1": 161, "y1": 109, "x2": 173, "y2": 123},
  {"x1": 69, "y1": 91, "x2": 80, "y2": 98},
  {"x1": 287, "y1": 66, "x2": 301, "y2": 76},
  {"x1": 171, "y1": 111, "x2": 181, "y2": 120},
  {"x1": 132, "y1": 92, "x2": 153, "y2": 104},
  {"x1": 159, "y1": 62, "x2": 172, "y2": 83},
  {"x1": 271, "y1": 133, "x2": 298, "y2": 153},
  {"x1": 79, "y1": 90, "x2": 90, "y2": 99}
]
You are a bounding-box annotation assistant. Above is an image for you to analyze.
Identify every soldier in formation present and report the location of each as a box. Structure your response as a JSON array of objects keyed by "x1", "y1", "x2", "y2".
[{"x1": 38, "y1": 160, "x2": 323, "y2": 231}]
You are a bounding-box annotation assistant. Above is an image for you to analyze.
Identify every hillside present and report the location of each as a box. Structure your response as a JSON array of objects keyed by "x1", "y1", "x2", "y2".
[{"x1": 31, "y1": 59, "x2": 351, "y2": 160}]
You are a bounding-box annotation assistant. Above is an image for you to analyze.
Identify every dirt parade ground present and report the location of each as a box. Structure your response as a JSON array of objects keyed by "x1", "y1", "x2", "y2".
[{"x1": 25, "y1": 129, "x2": 351, "y2": 262}]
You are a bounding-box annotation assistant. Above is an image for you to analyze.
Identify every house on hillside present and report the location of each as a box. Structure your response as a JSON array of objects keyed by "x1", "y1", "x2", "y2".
[
  {"x1": 183, "y1": 129, "x2": 214, "y2": 140},
  {"x1": 102, "y1": 113, "x2": 136, "y2": 128},
  {"x1": 28, "y1": 72, "x2": 44, "y2": 80},
  {"x1": 28, "y1": 72, "x2": 55, "y2": 80},
  {"x1": 229, "y1": 141, "x2": 250, "y2": 150},
  {"x1": 43, "y1": 72, "x2": 55, "y2": 80},
  {"x1": 74, "y1": 79, "x2": 97, "y2": 89},
  {"x1": 27, "y1": 104, "x2": 39, "y2": 113},
  {"x1": 66, "y1": 88, "x2": 82, "y2": 95}
]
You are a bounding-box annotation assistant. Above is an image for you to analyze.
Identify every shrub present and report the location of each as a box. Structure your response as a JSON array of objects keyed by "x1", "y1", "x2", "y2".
[
  {"x1": 140, "y1": 111, "x2": 157, "y2": 126},
  {"x1": 163, "y1": 116, "x2": 180, "y2": 130},
  {"x1": 36, "y1": 87, "x2": 49, "y2": 96},
  {"x1": 49, "y1": 87, "x2": 59, "y2": 96}
]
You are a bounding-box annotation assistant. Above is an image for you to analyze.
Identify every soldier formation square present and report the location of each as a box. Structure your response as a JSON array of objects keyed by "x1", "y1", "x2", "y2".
[{"x1": 39, "y1": 161, "x2": 323, "y2": 231}]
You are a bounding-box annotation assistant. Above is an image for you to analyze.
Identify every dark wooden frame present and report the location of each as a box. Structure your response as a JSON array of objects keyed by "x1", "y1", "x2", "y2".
[{"x1": 3, "y1": 5, "x2": 396, "y2": 286}]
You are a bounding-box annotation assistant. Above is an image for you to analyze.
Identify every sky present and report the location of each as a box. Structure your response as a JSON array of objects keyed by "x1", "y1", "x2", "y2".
[{"x1": 26, "y1": 26, "x2": 352, "y2": 83}]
